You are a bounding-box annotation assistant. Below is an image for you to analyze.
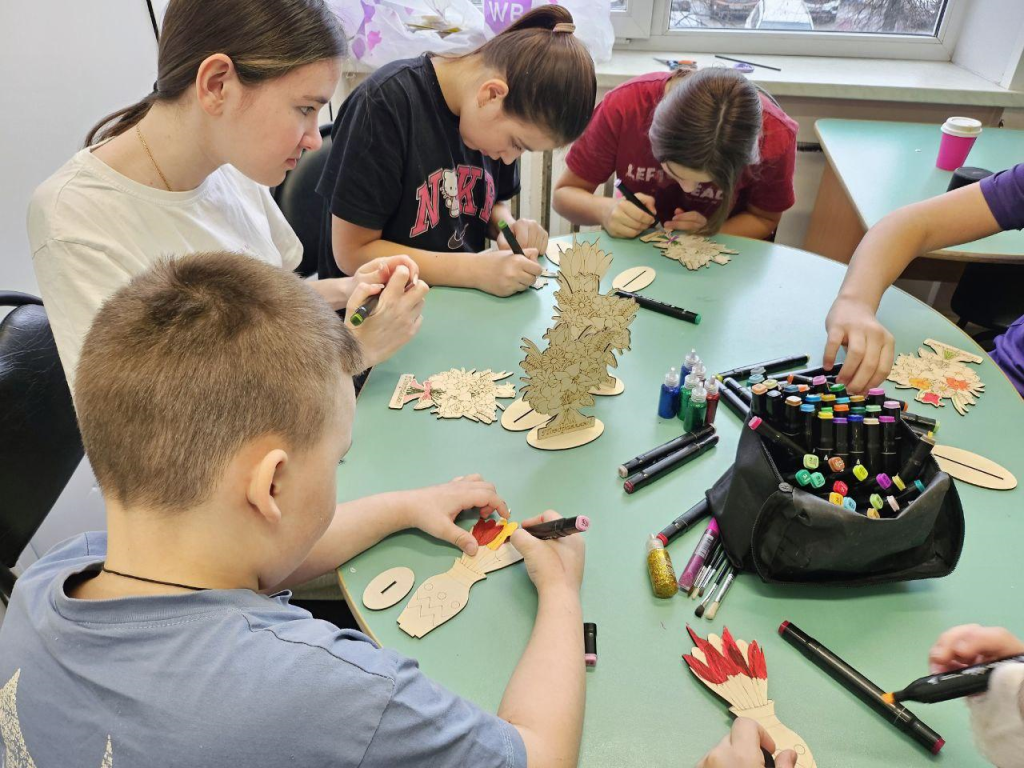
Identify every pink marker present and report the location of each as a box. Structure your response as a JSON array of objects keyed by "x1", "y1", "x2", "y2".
[{"x1": 678, "y1": 519, "x2": 719, "y2": 591}]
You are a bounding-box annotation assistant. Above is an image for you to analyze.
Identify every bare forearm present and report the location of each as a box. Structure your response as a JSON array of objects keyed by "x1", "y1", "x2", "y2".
[
  {"x1": 308, "y1": 277, "x2": 357, "y2": 310},
  {"x1": 500, "y1": 586, "x2": 585, "y2": 767},
  {"x1": 837, "y1": 209, "x2": 928, "y2": 309},
  {"x1": 720, "y1": 211, "x2": 778, "y2": 240},
  {"x1": 272, "y1": 492, "x2": 412, "y2": 590},
  {"x1": 349, "y1": 239, "x2": 481, "y2": 289},
  {"x1": 553, "y1": 186, "x2": 612, "y2": 227}
]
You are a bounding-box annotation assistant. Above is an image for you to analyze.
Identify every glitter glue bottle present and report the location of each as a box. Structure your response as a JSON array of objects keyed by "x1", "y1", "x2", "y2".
[
  {"x1": 658, "y1": 366, "x2": 681, "y2": 419},
  {"x1": 646, "y1": 534, "x2": 678, "y2": 598},
  {"x1": 691, "y1": 361, "x2": 707, "y2": 385},
  {"x1": 677, "y1": 372, "x2": 700, "y2": 424},
  {"x1": 705, "y1": 378, "x2": 720, "y2": 424},
  {"x1": 682, "y1": 349, "x2": 700, "y2": 378},
  {"x1": 684, "y1": 384, "x2": 708, "y2": 432}
]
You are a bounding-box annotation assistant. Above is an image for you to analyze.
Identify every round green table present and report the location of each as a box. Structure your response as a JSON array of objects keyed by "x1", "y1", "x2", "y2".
[{"x1": 336, "y1": 232, "x2": 1023, "y2": 767}]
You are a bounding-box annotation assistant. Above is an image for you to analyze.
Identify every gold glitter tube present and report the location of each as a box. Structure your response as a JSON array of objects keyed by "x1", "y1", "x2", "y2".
[{"x1": 646, "y1": 534, "x2": 678, "y2": 598}]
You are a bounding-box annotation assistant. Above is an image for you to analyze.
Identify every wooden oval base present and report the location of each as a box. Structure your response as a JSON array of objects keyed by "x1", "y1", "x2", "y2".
[
  {"x1": 546, "y1": 240, "x2": 571, "y2": 266},
  {"x1": 362, "y1": 566, "x2": 415, "y2": 610},
  {"x1": 932, "y1": 444, "x2": 1017, "y2": 490},
  {"x1": 527, "y1": 419, "x2": 605, "y2": 451},
  {"x1": 590, "y1": 377, "x2": 625, "y2": 397},
  {"x1": 612, "y1": 266, "x2": 656, "y2": 292},
  {"x1": 500, "y1": 399, "x2": 552, "y2": 432}
]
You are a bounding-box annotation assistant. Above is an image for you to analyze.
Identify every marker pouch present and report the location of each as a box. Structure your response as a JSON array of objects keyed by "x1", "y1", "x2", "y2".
[{"x1": 705, "y1": 422, "x2": 965, "y2": 586}]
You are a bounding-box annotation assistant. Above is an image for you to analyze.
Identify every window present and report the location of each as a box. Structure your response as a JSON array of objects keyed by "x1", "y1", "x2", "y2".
[{"x1": 613, "y1": 0, "x2": 968, "y2": 60}]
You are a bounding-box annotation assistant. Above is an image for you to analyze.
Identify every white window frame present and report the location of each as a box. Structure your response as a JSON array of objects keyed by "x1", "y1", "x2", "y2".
[
  {"x1": 611, "y1": 0, "x2": 656, "y2": 39},
  {"x1": 613, "y1": 0, "x2": 969, "y2": 61}
]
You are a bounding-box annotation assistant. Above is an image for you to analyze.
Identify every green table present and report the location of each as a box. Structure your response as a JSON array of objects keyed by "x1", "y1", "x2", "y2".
[
  {"x1": 806, "y1": 119, "x2": 1024, "y2": 265},
  {"x1": 336, "y1": 233, "x2": 1023, "y2": 767}
]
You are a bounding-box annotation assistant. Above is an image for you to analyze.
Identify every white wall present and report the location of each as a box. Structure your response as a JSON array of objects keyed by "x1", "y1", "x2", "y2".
[
  {"x1": 0, "y1": 0, "x2": 158, "y2": 568},
  {"x1": 953, "y1": 0, "x2": 1024, "y2": 89}
]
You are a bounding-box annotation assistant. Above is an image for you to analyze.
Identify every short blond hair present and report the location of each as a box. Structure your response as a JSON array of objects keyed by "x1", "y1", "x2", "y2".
[{"x1": 76, "y1": 252, "x2": 361, "y2": 511}]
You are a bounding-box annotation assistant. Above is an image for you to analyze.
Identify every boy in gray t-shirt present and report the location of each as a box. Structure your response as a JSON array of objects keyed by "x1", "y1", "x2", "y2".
[{"x1": 0, "y1": 253, "x2": 585, "y2": 768}]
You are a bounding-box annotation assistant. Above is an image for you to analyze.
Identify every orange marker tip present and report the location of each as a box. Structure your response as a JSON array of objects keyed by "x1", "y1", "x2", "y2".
[{"x1": 881, "y1": 692, "x2": 895, "y2": 705}]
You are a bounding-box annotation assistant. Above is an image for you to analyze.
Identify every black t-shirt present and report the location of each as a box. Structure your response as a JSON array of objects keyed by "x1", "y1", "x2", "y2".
[{"x1": 316, "y1": 55, "x2": 521, "y2": 279}]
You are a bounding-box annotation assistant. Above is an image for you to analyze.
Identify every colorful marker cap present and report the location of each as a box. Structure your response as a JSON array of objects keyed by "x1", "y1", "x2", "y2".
[
  {"x1": 866, "y1": 404, "x2": 882, "y2": 414},
  {"x1": 868, "y1": 388, "x2": 886, "y2": 397},
  {"x1": 797, "y1": 385, "x2": 810, "y2": 394},
  {"x1": 821, "y1": 394, "x2": 837, "y2": 404},
  {"x1": 887, "y1": 495, "x2": 900, "y2": 512},
  {"x1": 786, "y1": 396, "x2": 802, "y2": 407},
  {"x1": 748, "y1": 374, "x2": 765, "y2": 385},
  {"x1": 843, "y1": 497, "x2": 857, "y2": 512},
  {"x1": 914, "y1": 479, "x2": 926, "y2": 494},
  {"x1": 879, "y1": 415, "x2": 896, "y2": 424},
  {"x1": 848, "y1": 413, "x2": 865, "y2": 422},
  {"x1": 800, "y1": 403, "x2": 815, "y2": 413},
  {"x1": 883, "y1": 400, "x2": 902, "y2": 409},
  {"x1": 834, "y1": 404, "x2": 850, "y2": 414},
  {"x1": 795, "y1": 469, "x2": 812, "y2": 486},
  {"x1": 812, "y1": 375, "x2": 828, "y2": 387},
  {"x1": 853, "y1": 464, "x2": 869, "y2": 481},
  {"x1": 833, "y1": 480, "x2": 849, "y2": 496},
  {"x1": 870, "y1": 493, "x2": 884, "y2": 510},
  {"x1": 892, "y1": 475, "x2": 906, "y2": 492},
  {"x1": 763, "y1": 379, "x2": 779, "y2": 390},
  {"x1": 867, "y1": 508, "x2": 881, "y2": 519},
  {"x1": 751, "y1": 383, "x2": 768, "y2": 395},
  {"x1": 829, "y1": 492, "x2": 843, "y2": 505},
  {"x1": 809, "y1": 472, "x2": 826, "y2": 489},
  {"x1": 805, "y1": 394, "x2": 822, "y2": 404},
  {"x1": 877, "y1": 473, "x2": 892, "y2": 490},
  {"x1": 817, "y1": 411, "x2": 834, "y2": 420},
  {"x1": 748, "y1": 416, "x2": 763, "y2": 430},
  {"x1": 828, "y1": 456, "x2": 845, "y2": 473},
  {"x1": 803, "y1": 454, "x2": 820, "y2": 470},
  {"x1": 849, "y1": 395, "x2": 866, "y2": 403}
]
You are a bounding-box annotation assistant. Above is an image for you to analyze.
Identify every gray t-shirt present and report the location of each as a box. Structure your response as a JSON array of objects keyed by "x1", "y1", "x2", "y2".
[{"x1": 0, "y1": 533, "x2": 526, "y2": 768}]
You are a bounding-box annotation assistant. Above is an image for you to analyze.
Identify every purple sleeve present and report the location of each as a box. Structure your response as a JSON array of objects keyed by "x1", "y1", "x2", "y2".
[{"x1": 979, "y1": 163, "x2": 1024, "y2": 231}]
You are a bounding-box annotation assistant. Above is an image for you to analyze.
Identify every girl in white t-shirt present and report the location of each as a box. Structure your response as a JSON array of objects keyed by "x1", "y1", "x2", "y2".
[{"x1": 29, "y1": 0, "x2": 427, "y2": 392}]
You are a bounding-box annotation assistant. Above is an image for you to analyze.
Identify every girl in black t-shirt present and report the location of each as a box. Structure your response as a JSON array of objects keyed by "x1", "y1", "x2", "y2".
[{"x1": 317, "y1": 6, "x2": 596, "y2": 297}]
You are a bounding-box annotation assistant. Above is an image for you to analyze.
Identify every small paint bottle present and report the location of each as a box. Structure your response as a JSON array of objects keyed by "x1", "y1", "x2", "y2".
[
  {"x1": 704, "y1": 378, "x2": 720, "y2": 424},
  {"x1": 691, "y1": 361, "x2": 707, "y2": 384},
  {"x1": 681, "y1": 348, "x2": 701, "y2": 378},
  {"x1": 658, "y1": 366, "x2": 681, "y2": 419},
  {"x1": 646, "y1": 534, "x2": 678, "y2": 598},
  {"x1": 684, "y1": 384, "x2": 708, "y2": 432},
  {"x1": 677, "y1": 372, "x2": 700, "y2": 424}
]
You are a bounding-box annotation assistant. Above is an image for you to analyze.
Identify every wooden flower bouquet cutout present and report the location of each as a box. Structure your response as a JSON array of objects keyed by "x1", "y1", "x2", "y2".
[
  {"x1": 888, "y1": 338, "x2": 985, "y2": 416},
  {"x1": 389, "y1": 368, "x2": 515, "y2": 424},
  {"x1": 643, "y1": 230, "x2": 737, "y2": 271},
  {"x1": 684, "y1": 626, "x2": 816, "y2": 768}
]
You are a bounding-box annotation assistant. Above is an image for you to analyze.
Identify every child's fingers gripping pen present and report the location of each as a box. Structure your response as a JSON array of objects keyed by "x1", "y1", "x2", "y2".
[{"x1": 498, "y1": 219, "x2": 526, "y2": 256}]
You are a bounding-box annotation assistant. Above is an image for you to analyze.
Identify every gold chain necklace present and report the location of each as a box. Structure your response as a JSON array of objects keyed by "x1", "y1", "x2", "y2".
[{"x1": 135, "y1": 124, "x2": 172, "y2": 191}]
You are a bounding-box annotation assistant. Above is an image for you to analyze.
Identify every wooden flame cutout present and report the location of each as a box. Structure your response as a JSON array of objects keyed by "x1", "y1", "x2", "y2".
[
  {"x1": 684, "y1": 626, "x2": 816, "y2": 768},
  {"x1": 397, "y1": 518, "x2": 523, "y2": 638}
]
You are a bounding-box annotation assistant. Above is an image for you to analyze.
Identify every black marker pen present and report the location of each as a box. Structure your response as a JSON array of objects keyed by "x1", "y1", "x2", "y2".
[
  {"x1": 619, "y1": 425, "x2": 716, "y2": 478},
  {"x1": 615, "y1": 289, "x2": 701, "y2": 324},
  {"x1": 524, "y1": 516, "x2": 590, "y2": 539},
  {"x1": 884, "y1": 654, "x2": 1024, "y2": 705},
  {"x1": 624, "y1": 433, "x2": 719, "y2": 493},
  {"x1": 657, "y1": 498, "x2": 711, "y2": 545}
]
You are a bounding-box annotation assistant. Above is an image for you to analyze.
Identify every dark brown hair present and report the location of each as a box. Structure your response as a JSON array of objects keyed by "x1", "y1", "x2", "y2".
[
  {"x1": 75, "y1": 252, "x2": 362, "y2": 512},
  {"x1": 471, "y1": 5, "x2": 597, "y2": 146},
  {"x1": 649, "y1": 68, "x2": 764, "y2": 235},
  {"x1": 85, "y1": 0, "x2": 346, "y2": 147}
]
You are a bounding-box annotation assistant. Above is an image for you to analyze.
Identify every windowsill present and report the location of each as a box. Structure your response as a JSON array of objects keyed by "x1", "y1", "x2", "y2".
[{"x1": 599, "y1": 51, "x2": 1024, "y2": 106}]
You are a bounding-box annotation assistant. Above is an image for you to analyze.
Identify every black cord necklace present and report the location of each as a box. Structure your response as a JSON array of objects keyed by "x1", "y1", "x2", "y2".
[{"x1": 101, "y1": 566, "x2": 208, "y2": 592}]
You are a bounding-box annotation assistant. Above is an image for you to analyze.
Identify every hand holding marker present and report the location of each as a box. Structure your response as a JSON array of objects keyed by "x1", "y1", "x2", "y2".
[{"x1": 349, "y1": 264, "x2": 420, "y2": 326}]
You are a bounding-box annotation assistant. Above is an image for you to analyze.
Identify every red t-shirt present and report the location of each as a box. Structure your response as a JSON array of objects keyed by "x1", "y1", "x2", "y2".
[{"x1": 566, "y1": 71, "x2": 798, "y2": 226}]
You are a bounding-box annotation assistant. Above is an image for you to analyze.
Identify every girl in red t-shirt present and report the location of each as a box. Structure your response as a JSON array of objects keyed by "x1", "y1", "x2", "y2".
[{"x1": 553, "y1": 67, "x2": 798, "y2": 241}]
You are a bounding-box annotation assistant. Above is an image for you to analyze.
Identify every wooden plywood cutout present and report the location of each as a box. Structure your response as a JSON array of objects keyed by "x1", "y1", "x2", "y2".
[
  {"x1": 389, "y1": 368, "x2": 515, "y2": 424},
  {"x1": 612, "y1": 266, "x2": 656, "y2": 292},
  {"x1": 888, "y1": 339, "x2": 985, "y2": 416},
  {"x1": 362, "y1": 567, "x2": 415, "y2": 610},
  {"x1": 655, "y1": 233, "x2": 737, "y2": 271},
  {"x1": 529, "y1": 269, "x2": 559, "y2": 291},
  {"x1": 684, "y1": 626, "x2": 816, "y2": 768},
  {"x1": 500, "y1": 398, "x2": 554, "y2": 432},
  {"x1": 546, "y1": 240, "x2": 572, "y2": 266},
  {"x1": 932, "y1": 444, "x2": 1017, "y2": 490},
  {"x1": 397, "y1": 517, "x2": 523, "y2": 638}
]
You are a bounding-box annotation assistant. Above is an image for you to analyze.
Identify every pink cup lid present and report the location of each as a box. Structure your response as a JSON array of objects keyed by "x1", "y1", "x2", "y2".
[{"x1": 941, "y1": 117, "x2": 982, "y2": 138}]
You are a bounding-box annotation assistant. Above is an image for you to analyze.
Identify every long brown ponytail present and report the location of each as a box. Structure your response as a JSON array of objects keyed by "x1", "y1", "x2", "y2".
[
  {"x1": 649, "y1": 68, "x2": 764, "y2": 235},
  {"x1": 84, "y1": 0, "x2": 346, "y2": 147},
  {"x1": 470, "y1": 5, "x2": 596, "y2": 146}
]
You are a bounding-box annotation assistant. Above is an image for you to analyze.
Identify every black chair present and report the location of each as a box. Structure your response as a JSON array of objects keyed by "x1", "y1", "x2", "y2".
[
  {"x1": 273, "y1": 124, "x2": 334, "y2": 278},
  {"x1": 950, "y1": 262, "x2": 1024, "y2": 348},
  {"x1": 0, "y1": 292, "x2": 83, "y2": 604}
]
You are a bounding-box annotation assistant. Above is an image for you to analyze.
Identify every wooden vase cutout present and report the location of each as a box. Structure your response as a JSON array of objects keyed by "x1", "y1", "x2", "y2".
[
  {"x1": 612, "y1": 266, "x2": 656, "y2": 292},
  {"x1": 888, "y1": 339, "x2": 985, "y2": 415},
  {"x1": 517, "y1": 236, "x2": 637, "y2": 450},
  {"x1": 362, "y1": 567, "x2": 416, "y2": 610},
  {"x1": 684, "y1": 626, "x2": 816, "y2": 768},
  {"x1": 397, "y1": 518, "x2": 523, "y2": 638},
  {"x1": 932, "y1": 444, "x2": 1017, "y2": 490},
  {"x1": 500, "y1": 398, "x2": 553, "y2": 432}
]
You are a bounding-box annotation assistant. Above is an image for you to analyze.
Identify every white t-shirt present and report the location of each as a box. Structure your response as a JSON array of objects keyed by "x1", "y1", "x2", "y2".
[{"x1": 28, "y1": 147, "x2": 302, "y2": 393}]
